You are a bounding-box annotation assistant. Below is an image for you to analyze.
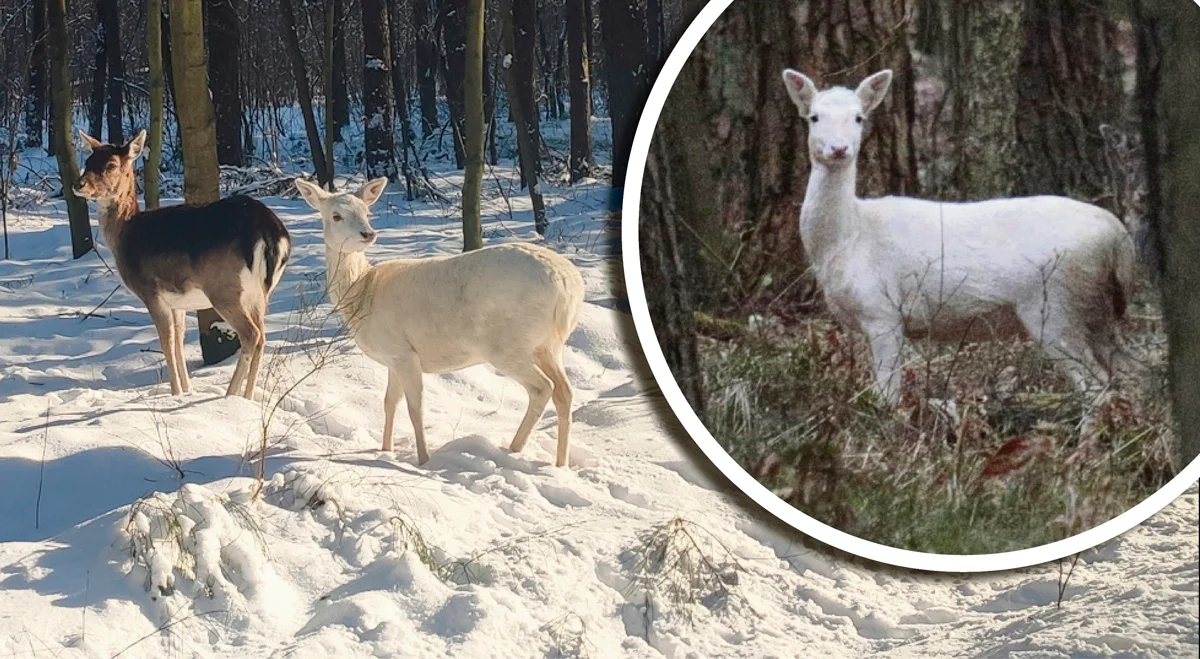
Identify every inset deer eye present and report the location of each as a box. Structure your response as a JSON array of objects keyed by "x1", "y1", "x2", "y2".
[
  {"x1": 332, "y1": 214, "x2": 343, "y2": 222},
  {"x1": 856, "y1": 115, "x2": 864, "y2": 124},
  {"x1": 809, "y1": 115, "x2": 819, "y2": 123}
]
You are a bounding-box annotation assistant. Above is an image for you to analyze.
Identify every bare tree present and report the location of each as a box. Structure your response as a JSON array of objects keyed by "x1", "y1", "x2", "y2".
[
  {"x1": 462, "y1": 0, "x2": 483, "y2": 250},
  {"x1": 362, "y1": 0, "x2": 398, "y2": 179},
  {"x1": 441, "y1": 0, "x2": 469, "y2": 167},
  {"x1": 169, "y1": 0, "x2": 240, "y2": 364},
  {"x1": 500, "y1": 0, "x2": 547, "y2": 234},
  {"x1": 207, "y1": 0, "x2": 244, "y2": 166},
  {"x1": 414, "y1": 0, "x2": 439, "y2": 139},
  {"x1": 49, "y1": 0, "x2": 92, "y2": 258},
  {"x1": 103, "y1": 0, "x2": 124, "y2": 143},
  {"x1": 25, "y1": 0, "x2": 47, "y2": 150},
  {"x1": 146, "y1": 0, "x2": 165, "y2": 209},
  {"x1": 565, "y1": 0, "x2": 593, "y2": 182},
  {"x1": 88, "y1": 0, "x2": 108, "y2": 139},
  {"x1": 599, "y1": 0, "x2": 647, "y2": 191},
  {"x1": 280, "y1": 0, "x2": 331, "y2": 186}
]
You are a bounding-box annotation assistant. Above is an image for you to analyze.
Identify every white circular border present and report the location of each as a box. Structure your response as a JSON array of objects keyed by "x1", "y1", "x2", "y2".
[{"x1": 621, "y1": 0, "x2": 1200, "y2": 572}]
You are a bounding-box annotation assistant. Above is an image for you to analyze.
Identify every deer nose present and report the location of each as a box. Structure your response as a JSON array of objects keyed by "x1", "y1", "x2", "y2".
[
  {"x1": 360, "y1": 230, "x2": 377, "y2": 242},
  {"x1": 830, "y1": 146, "x2": 849, "y2": 159}
]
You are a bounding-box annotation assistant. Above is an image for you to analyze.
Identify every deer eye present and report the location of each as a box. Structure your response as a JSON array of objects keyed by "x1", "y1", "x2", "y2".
[
  {"x1": 105, "y1": 162, "x2": 117, "y2": 171},
  {"x1": 855, "y1": 115, "x2": 864, "y2": 124},
  {"x1": 809, "y1": 115, "x2": 819, "y2": 123},
  {"x1": 332, "y1": 213, "x2": 343, "y2": 222}
]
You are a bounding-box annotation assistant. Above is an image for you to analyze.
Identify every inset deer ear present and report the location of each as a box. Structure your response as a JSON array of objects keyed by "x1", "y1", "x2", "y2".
[
  {"x1": 294, "y1": 178, "x2": 329, "y2": 210},
  {"x1": 78, "y1": 129, "x2": 103, "y2": 155},
  {"x1": 357, "y1": 177, "x2": 388, "y2": 207},
  {"x1": 782, "y1": 69, "x2": 818, "y2": 114},
  {"x1": 125, "y1": 130, "x2": 147, "y2": 161},
  {"x1": 855, "y1": 70, "x2": 893, "y2": 113}
]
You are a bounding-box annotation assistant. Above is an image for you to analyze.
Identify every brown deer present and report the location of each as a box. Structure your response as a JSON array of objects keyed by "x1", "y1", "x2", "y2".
[{"x1": 74, "y1": 129, "x2": 291, "y2": 399}]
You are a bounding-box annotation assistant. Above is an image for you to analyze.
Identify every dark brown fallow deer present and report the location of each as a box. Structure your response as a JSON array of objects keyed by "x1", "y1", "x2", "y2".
[{"x1": 74, "y1": 129, "x2": 291, "y2": 399}]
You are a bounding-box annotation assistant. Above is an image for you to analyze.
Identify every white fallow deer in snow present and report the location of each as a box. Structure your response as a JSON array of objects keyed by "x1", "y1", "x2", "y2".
[
  {"x1": 780, "y1": 69, "x2": 1137, "y2": 406},
  {"x1": 74, "y1": 130, "x2": 291, "y2": 399},
  {"x1": 294, "y1": 177, "x2": 585, "y2": 466}
]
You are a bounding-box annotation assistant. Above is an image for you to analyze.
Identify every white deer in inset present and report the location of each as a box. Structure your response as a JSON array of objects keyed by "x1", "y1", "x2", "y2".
[
  {"x1": 781, "y1": 69, "x2": 1137, "y2": 405},
  {"x1": 294, "y1": 177, "x2": 585, "y2": 466}
]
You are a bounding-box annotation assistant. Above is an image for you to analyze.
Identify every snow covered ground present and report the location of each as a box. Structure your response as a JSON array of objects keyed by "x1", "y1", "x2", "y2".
[{"x1": 0, "y1": 143, "x2": 1196, "y2": 657}]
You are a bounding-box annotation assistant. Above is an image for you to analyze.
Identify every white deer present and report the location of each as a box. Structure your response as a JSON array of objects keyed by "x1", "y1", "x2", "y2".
[
  {"x1": 294, "y1": 177, "x2": 585, "y2": 466},
  {"x1": 781, "y1": 69, "x2": 1137, "y2": 406}
]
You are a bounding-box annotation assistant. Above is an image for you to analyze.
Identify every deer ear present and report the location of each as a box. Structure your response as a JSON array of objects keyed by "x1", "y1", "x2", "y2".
[
  {"x1": 782, "y1": 69, "x2": 818, "y2": 114},
  {"x1": 358, "y1": 177, "x2": 388, "y2": 206},
  {"x1": 855, "y1": 70, "x2": 893, "y2": 113},
  {"x1": 125, "y1": 130, "x2": 147, "y2": 160},
  {"x1": 78, "y1": 129, "x2": 103, "y2": 155},
  {"x1": 294, "y1": 178, "x2": 328, "y2": 209}
]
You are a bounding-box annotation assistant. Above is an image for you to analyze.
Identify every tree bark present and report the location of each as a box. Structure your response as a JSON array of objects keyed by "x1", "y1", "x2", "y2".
[
  {"x1": 646, "y1": 0, "x2": 917, "y2": 312},
  {"x1": 206, "y1": 0, "x2": 243, "y2": 166},
  {"x1": 1137, "y1": 0, "x2": 1200, "y2": 466},
  {"x1": 500, "y1": 0, "x2": 547, "y2": 234},
  {"x1": 461, "y1": 0, "x2": 484, "y2": 250},
  {"x1": 599, "y1": 0, "x2": 647, "y2": 190},
  {"x1": 948, "y1": 0, "x2": 1025, "y2": 199},
  {"x1": 25, "y1": 0, "x2": 47, "y2": 149},
  {"x1": 324, "y1": 0, "x2": 336, "y2": 187},
  {"x1": 280, "y1": 0, "x2": 331, "y2": 186},
  {"x1": 88, "y1": 0, "x2": 107, "y2": 139},
  {"x1": 102, "y1": 0, "x2": 124, "y2": 144},
  {"x1": 332, "y1": 0, "x2": 350, "y2": 132},
  {"x1": 146, "y1": 0, "x2": 165, "y2": 209},
  {"x1": 565, "y1": 0, "x2": 593, "y2": 182},
  {"x1": 362, "y1": 0, "x2": 398, "y2": 180},
  {"x1": 389, "y1": 0, "x2": 417, "y2": 197},
  {"x1": 441, "y1": 0, "x2": 469, "y2": 168},
  {"x1": 48, "y1": 0, "x2": 93, "y2": 258},
  {"x1": 169, "y1": 0, "x2": 239, "y2": 364},
  {"x1": 645, "y1": 0, "x2": 663, "y2": 72},
  {"x1": 1013, "y1": 0, "x2": 1121, "y2": 205},
  {"x1": 414, "y1": 0, "x2": 439, "y2": 139}
]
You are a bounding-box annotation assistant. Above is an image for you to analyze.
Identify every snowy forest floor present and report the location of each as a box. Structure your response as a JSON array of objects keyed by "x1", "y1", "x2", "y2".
[{"x1": 0, "y1": 118, "x2": 1195, "y2": 657}]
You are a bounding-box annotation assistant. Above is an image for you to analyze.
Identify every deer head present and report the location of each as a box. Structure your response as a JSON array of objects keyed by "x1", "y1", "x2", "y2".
[
  {"x1": 74, "y1": 129, "x2": 146, "y2": 200},
  {"x1": 781, "y1": 69, "x2": 892, "y2": 169},
  {"x1": 294, "y1": 177, "x2": 388, "y2": 253}
]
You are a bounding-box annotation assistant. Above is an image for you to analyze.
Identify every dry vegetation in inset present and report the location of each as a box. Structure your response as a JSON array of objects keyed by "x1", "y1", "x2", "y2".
[{"x1": 699, "y1": 285, "x2": 1175, "y2": 554}]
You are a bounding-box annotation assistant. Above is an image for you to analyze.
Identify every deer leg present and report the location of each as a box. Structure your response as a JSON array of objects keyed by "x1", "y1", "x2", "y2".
[
  {"x1": 147, "y1": 302, "x2": 182, "y2": 395},
  {"x1": 380, "y1": 367, "x2": 406, "y2": 452},
  {"x1": 496, "y1": 358, "x2": 554, "y2": 456},
  {"x1": 393, "y1": 359, "x2": 428, "y2": 464},
  {"x1": 213, "y1": 303, "x2": 262, "y2": 399},
  {"x1": 864, "y1": 324, "x2": 904, "y2": 407},
  {"x1": 535, "y1": 347, "x2": 573, "y2": 467},
  {"x1": 241, "y1": 307, "x2": 267, "y2": 400},
  {"x1": 172, "y1": 309, "x2": 191, "y2": 393}
]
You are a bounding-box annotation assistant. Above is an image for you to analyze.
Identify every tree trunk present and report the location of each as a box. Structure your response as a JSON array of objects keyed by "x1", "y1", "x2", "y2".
[
  {"x1": 598, "y1": 0, "x2": 647, "y2": 190},
  {"x1": 88, "y1": 0, "x2": 107, "y2": 139},
  {"x1": 389, "y1": 0, "x2": 417, "y2": 197},
  {"x1": 362, "y1": 0, "x2": 398, "y2": 180},
  {"x1": 280, "y1": 0, "x2": 331, "y2": 186},
  {"x1": 948, "y1": 0, "x2": 1025, "y2": 199},
  {"x1": 1013, "y1": 0, "x2": 1121, "y2": 206},
  {"x1": 501, "y1": 0, "x2": 548, "y2": 234},
  {"x1": 25, "y1": 0, "x2": 47, "y2": 150},
  {"x1": 1137, "y1": 0, "x2": 1200, "y2": 466},
  {"x1": 102, "y1": 0, "x2": 124, "y2": 144},
  {"x1": 641, "y1": 135, "x2": 705, "y2": 414},
  {"x1": 332, "y1": 0, "x2": 350, "y2": 132},
  {"x1": 146, "y1": 0, "x2": 165, "y2": 209},
  {"x1": 206, "y1": 0, "x2": 243, "y2": 166},
  {"x1": 646, "y1": 0, "x2": 917, "y2": 311},
  {"x1": 323, "y1": 0, "x2": 336, "y2": 187},
  {"x1": 414, "y1": 0, "x2": 439, "y2": 139},
  {"x1": 645, "y1": 0, "x2": 663, "y2": 72},
  {"x1": 565, "y1": 0, "x2": 593, "y2": 182},
  {"x1": 48, "y1": 0, "x2": 93, "y2": 258},
  {"x1": 461, "y1": 0, "x2": 484, "y2": 251},
  {"x1": 441, "y1": 0, "x2": 469, "y2": 168},
  {"x1": 169, "y1": 0, "x2": 240, "y2": 364}
]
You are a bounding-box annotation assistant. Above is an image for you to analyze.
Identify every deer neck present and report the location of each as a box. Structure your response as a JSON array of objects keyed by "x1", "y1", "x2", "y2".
[
  {"x1": 800, "y1": 160, "x2": 861, "y2": 266},
  {"x1": 324, "y1": 243, "x2": 375, "y2": 329},
  {"x1": 96, "y1": 175, "x2": 141, "y2": 261}
]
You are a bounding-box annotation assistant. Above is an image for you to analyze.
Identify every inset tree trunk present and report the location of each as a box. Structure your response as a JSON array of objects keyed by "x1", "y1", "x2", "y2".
[
  {"x1": 500, "y1": 0, "x2": 547, "y2": 234},
  {"x1": 146, "y1": 0, "x2": 165, "y2": 209},
  {"x1": 948, "y1": 0, "x2": 1025, "y2": 199},
  {"x1": 25, "y1": 0, "x2": 47, "y2": 149},
  {"x1": 362, "y1": 0, "x2": 398, "y2": 180},
  {"x1": 48, "y1": 0, "x2": 92, "y2": 258},
  {"x1": 280, "y1": 0, "x2": 331, "y2": 186},
  {"x1": 169, "y1": 0, "x2": 239, "y2": 364},
  {"x1": 461, "y1": 0, "x2": 484, "y2": 250},
  {"x1": 565, "y1": 0, "x2": 593, "y2": 182},
  {"x1": 599, "y1": 0, "x2": 647, "y2": 189},
  {"x1": 206, "y1": 0, "x2": 243, "y2": 166}
]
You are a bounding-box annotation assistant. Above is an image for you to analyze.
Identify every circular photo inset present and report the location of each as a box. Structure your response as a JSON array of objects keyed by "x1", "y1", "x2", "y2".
[{"x1": 624, "y1": 0, "x2": 1200, "y2": 571}]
